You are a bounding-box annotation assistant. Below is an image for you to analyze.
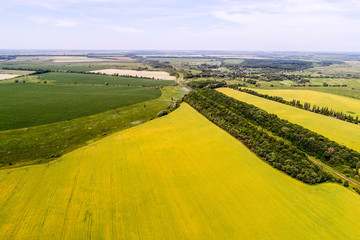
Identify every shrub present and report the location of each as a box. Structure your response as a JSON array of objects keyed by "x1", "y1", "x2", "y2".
[{"x1": 158, "y1": 110, "x2": 168, "y2": 117}]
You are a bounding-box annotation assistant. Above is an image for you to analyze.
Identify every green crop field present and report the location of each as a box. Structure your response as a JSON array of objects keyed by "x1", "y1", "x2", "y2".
[
  {"x1": 223, "y1": 59, "x2": 244, "y2": 64},
  {"x1": 0, "y1": 83, "x2": 161, "y2": 131},
  {"x1": 218, "y1": 88, "x2": 360, "y2": 152},
  {"x1": 0, "y1": 104, "x2": 359, "y2": 239},
  {"x1": 0, "y1": 71, "x2": 175, "y2": 130},
  {"x1": 251, "y1": 89, "x2": 360, "y2": 117},
  {"x1": 31, "y1": 72, "x2": 175, "y2": 86}
]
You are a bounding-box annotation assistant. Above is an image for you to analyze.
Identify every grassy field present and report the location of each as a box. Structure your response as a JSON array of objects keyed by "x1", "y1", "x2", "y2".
[
  {"x1": 0, "y1": 86, "x2": 185, "y2": 168},
  {"x1": 308, "y1": 78, "x2": 360, "y2": 86},
  {"x1": 0, "y1": 61, "x2": 153, "y2": 72},
  {"x1": 0, "y1": 103, "x2": 360, "y2": 239},
  {"x1": 303, "y1": 87, "x2": 360, "y2": 100},
  {"x1": 223, "y1": 59, "x2": 244, "y2": 64},
  {"x1": 0, "y1": 83, "x2": 161, "y2": 131},
  {"x1": 254, "y1": 78, "x2": 360, "y2": 88},
  {"x1": 311, "y1": 61, "x2": 360, "y2": 74},
  {"x1": 251, "y1": 89, "x2": 360, "y2": 116},
  {"x1": 218, "y1": 88, "x2": 360, "y2": 152},
  {"x1": 33, "y1": 72, "x2": 175, "y2": 86}
]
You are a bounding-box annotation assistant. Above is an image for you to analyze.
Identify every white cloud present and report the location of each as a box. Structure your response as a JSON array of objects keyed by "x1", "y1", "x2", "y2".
[
  {"x1": 54, "y1": 20, "x2": 79, "y2": 27},
  {"x1": 186, "y1": 0, "x2": 360, "y2": 51},
  {"x1": 29, "y1": 16, "x2": 50, "y2": 24},
  {"x1": 80, "y1": 12, "x2": 103, "y2": 22},
  {"x1": 212, "y1": 0, "x2": 360, "y2": 22},
  {"x1": 7, "y1": 0, "x2": 138, "y2": 10},
  {"x1": 103, "y1": 25, "x2": 141, "y2": 33},
  {"x1": 210, "y1": 0, "x2": 360, "y2": 34},
  {"x1": 29, "y1": 16, "x2": 79, "y2": 27}
]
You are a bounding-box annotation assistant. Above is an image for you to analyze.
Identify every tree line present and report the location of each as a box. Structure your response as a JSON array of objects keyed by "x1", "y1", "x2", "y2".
[
  {"x1": 187, "y1": 80, "x2": 227, "y2": 89},
  {"x1": 237, "y1": 59, "x2": 315, "y2": 71},
  {"x1": 186, "y1": 89, "x2": 360, "y2": 181},
  {"x1": 230, "y1": 87, "x2": 360, "y2": 125},
  {"x1": 184, "y1": 89, "x2": 334, "y2": 184}
]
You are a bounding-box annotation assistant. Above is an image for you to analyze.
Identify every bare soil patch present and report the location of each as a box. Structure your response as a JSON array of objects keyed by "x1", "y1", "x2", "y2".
[
  {"x1": 90, "y1": 69, "x2": 176, "y2": 80},
  {"x1": 0, "y1": 74, "x2": 19, "y2": 80}
]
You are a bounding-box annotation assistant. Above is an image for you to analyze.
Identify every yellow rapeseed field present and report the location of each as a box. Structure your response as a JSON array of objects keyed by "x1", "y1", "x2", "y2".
[
  {"x1": 251, "y1": 89, "x2": 360, "y2": 117},
  {"x1": 1, "y1": 103, "x2": 360, "y2": 239},
  {"x1": 219, "y1": 88, "x2": 360, "y2": 152}
]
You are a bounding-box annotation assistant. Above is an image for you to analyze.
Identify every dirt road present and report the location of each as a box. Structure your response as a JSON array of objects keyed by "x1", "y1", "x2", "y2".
[
  {"x1": 176, "y1": 73, "x2": 190, "y2": 92},
  {"x1": 308, "y1": 156, "x2": 360, "y2": 186}
]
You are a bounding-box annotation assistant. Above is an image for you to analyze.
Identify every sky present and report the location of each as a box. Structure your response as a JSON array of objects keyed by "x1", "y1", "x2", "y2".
[{"x1": 1, "y1": 0, "x2": 360, "y2": 51}]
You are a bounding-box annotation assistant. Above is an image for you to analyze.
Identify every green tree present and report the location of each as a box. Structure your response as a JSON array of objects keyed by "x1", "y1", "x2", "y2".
[{"x1": 356, "y1": 159, "x2": 360, "y2": 175}]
